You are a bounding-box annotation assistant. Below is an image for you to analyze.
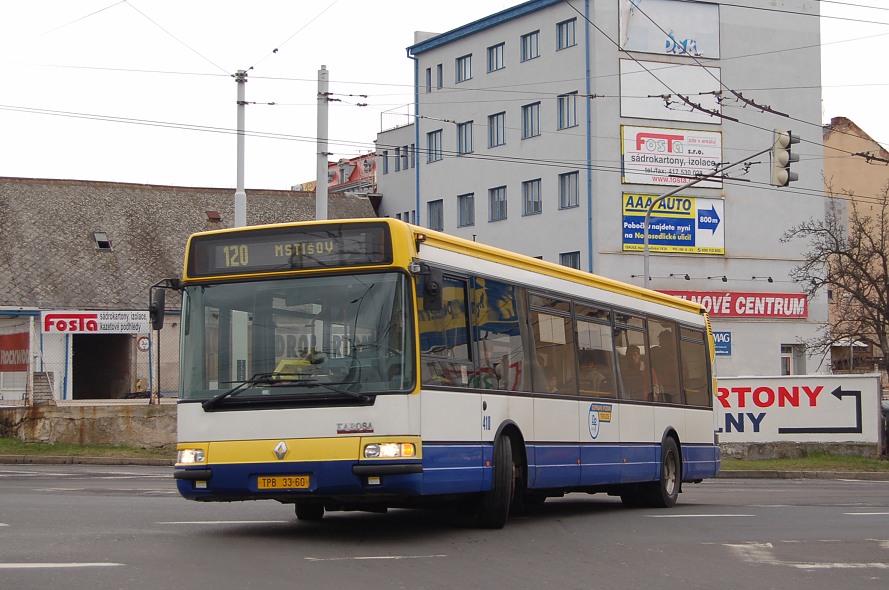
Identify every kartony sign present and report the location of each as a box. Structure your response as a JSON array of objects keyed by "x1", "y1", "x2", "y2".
[
  {"x1": 715, "y1": 375, "x2": 882, "y2": 445},
  {"x1": 660, "y1": 290, "x2": 807, "y2": 318}
]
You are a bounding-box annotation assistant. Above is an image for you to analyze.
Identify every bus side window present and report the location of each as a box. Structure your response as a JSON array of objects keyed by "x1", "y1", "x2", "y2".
[
  {"x1": 473, "y1": 278, "x2": 527, "y2": 391},
  {"x1": 680, "y1": 327, "x2": 710, "y2": 406},
  {"x1": 529, "y1": 293, "x2": 576, "y2": 395},
  {"x1": 419, "y1": 275, "x2": 472, "y2": 387}
]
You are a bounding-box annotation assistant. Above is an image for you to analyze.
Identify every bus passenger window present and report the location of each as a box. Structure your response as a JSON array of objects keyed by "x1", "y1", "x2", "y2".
[
  {"x1": 529, "y1": 293, "x2": 576, "y2": 394},
  {"x1": 650, "y1": 320, "x2": 680, "y2": 403},
  {"x1": 419, "y1": 275, "x2": 472, "y2": 387},
  {"x1": 680, "y1": 327, "x2": 710, "y2": 406},
  {"x1": 473, "y1": 278, "x2": 527, "y2": 391}
]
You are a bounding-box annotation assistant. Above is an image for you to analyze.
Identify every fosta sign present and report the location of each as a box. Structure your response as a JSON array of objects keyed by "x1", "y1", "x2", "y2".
[{"x1": 42, "y1": 311, "x2": 150, "y2": 334}]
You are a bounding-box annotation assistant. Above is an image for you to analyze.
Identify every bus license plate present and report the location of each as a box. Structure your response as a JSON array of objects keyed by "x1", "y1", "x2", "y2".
[{"x1": 257, "y1": 475, "x2": 310, "y2": 490}]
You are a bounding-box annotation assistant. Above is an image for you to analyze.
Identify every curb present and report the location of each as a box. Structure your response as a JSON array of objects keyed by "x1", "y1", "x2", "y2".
[
  {"x1": 0, "y1": 455, "x2": 174, "y2": 467},
  {"x1": 718, "y1": 470, "x2": 889, "y2": 481}
]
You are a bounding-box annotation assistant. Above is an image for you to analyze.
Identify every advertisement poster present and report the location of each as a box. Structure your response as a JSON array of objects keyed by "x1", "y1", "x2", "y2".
[
  {"x1": 622, "y1": 192, "x2": 724, "y2": 254},
  {"x1": 621, "y1": 125, "x2": 723, "y2": 188}
]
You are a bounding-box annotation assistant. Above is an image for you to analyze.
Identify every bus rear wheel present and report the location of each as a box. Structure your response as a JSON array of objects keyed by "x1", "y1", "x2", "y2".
[
  {"x1": 475, "y1": 434, "x2": 514, "y2": 529},
  {"x1": 295, "y1": 503, "x2": 325, "y2": 521},
  {"x1": 646, "y1": 437, "x2": 680, "y2": 508}
]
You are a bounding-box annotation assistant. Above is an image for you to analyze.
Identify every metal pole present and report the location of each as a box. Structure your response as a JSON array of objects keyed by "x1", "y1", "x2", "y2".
[
  {"x1": 316, "y1": 65, "x2": 329, "y2": 221},
  {"x1": 234, "y1": 70, "x2": 248, "y2": 227},
  {"x1": 642, "y1": 146, "x2": 772, "y2": 289}
]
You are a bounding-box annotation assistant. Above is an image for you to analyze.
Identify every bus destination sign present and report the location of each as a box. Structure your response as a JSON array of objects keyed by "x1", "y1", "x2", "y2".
[{"x1": 187, "y1": 222, "x2": 392, "y2": 277}]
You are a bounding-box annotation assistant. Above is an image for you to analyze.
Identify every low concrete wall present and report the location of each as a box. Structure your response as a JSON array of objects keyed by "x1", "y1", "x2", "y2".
[{"x1": 0, "y1": 404, "x2": 176, "y2": 448}]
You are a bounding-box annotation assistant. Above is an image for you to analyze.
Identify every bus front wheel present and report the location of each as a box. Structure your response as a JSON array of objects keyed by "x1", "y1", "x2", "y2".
[
  {"x1": 295, "y1": 503, "x2": 325, "y2": 521},
  {"x1": 475, "y1": 435, "x2": 515, "y2": 529}
]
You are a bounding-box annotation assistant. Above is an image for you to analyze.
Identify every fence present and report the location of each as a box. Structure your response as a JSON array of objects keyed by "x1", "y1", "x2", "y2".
[{"x1": 0, "y1": 313, "x2": 180, "y2": 405}]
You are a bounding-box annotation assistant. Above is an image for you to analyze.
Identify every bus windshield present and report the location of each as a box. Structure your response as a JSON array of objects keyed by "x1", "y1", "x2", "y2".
[{"x1": 179, "y1": 271, "x2": 415, "y2": 402}]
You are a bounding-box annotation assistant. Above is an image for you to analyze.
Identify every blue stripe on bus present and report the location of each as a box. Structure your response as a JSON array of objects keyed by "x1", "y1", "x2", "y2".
[{"x1": 176, "y1": 441, "x2": 720, "y2": 501}]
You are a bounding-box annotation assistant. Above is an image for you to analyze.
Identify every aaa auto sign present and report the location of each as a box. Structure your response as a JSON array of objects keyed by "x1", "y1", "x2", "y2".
[
  {"x1": 715, "y1": 375, "x2": 882, "y2": 444},
  {"x1": 41, "y1": 311, "x2": 150, "y2": 334}
]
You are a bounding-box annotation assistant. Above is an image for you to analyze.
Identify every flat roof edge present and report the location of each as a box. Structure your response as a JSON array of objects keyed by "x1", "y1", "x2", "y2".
[{"x1": 408, "y1": 0, "x2": 564, "y2": 56}]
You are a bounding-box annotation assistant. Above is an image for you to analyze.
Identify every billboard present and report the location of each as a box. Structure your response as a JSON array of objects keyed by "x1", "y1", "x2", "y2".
[
  {"x1": 659, "y1": 290, "x2": 808, "y2": 319},
  {"x1": 0, "y1": 332, "x2": 28, "y2": 372},
  {"x1": 622, "y1": 192, "x2": 724, "y2": 254},
  {"x1": 41, "y1": 311, "x2": 150, "y2": 334},
  {"x1": 621, "y1": 125, "x2": 722, "y2": 187},
  {"x1": 620, "y1": 60, "x2": 721, "y2": 123},
  {"x1": 619, "y1": 0, "x2": 720, "y2": 58},
  {"x1": 716, "y1": 375, "x2": 882, "y2": 444}
]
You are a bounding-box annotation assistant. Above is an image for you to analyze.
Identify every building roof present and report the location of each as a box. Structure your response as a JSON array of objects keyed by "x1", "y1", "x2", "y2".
[
  {"x1": 408, "y1": 0, "x2": 562, "y2": 55},
  {"x1": 0, "y1": 177, "x2": 376, "y2": 310}
]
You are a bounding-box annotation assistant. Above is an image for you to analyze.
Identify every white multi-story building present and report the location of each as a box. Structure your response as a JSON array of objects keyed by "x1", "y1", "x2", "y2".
[{"x1": 376, "y1": 0, "x2": 826, "y2": 377}]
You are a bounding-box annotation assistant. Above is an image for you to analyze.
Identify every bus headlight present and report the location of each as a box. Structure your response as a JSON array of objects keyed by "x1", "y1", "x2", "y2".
[
  {"x1": 363, "y1": 442, "x2": 416, "y2": 459},
  {"x1": 177, "y1": 449, "x2": 206, "y2": 464}
]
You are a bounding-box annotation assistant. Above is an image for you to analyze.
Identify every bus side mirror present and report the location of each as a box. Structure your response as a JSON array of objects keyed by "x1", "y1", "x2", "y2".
[
  {"x1": 149, "y1": 288, "x2": 166, "y2": 331},
  {"x1": 425, "y1": 267, "x2": 443, "y2": 311}
]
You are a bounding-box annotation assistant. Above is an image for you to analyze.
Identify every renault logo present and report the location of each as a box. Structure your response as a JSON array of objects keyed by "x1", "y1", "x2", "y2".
[{"x1": 274, "y1": 441, "x2": 288, "y2": 460}]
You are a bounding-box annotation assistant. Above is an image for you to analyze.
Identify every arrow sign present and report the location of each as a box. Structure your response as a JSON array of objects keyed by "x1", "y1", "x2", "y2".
[
  {"x1": 778, "y1": 386, "x2": 862, "y2": 434},
  {"x1": 697, "y1": 205, "x2": 721, "y2": 233}
]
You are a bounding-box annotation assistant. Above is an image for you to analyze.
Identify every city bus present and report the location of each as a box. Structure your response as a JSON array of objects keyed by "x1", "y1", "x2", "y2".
[{"x1": 172, "y1": 218, "x2": 720, "y2": 528}]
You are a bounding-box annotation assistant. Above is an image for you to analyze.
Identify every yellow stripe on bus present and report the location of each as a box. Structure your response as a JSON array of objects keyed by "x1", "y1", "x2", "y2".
[{"x1": 181, "y1": 436, "x2": 423, "y2": 464}]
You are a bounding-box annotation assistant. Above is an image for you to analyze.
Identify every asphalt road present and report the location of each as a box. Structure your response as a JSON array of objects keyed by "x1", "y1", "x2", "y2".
[{"x1": 1, "y1": 464, "x2": 888, "y2": 590}]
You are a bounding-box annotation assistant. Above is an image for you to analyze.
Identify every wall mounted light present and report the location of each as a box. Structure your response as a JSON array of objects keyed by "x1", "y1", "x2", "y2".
[
  {"x1": 752, "y1": 276, "x2": 774, "y2": 283},
  {"x1": 707, "y1": 275, "x2": 728, "y2": 282}
]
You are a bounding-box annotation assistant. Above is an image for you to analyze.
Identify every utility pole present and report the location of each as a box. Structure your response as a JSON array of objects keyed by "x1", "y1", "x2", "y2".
[
  {"x1": 234, "y1": 70, "x2": 248, "y2": 227},
  {"x1": 316, "y1": 65, "x2": 329, "y2": 221},
  {"x1": 642, "y1": 146, "x2": 772, "y2": 289}
]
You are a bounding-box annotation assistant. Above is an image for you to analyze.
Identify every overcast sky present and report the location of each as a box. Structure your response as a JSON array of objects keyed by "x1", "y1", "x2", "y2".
[{"x1": 0, "y1": 0, "x2": 885, "y2": 190}]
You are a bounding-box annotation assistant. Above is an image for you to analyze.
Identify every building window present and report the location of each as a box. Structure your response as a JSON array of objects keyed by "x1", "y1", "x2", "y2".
[
  {"x1": 557, "y1": 18, "x2": 576, "y2": 50},
  {"x1": 381, "y1": 150, "x2": 389, "y2": 174},
  {"x1": 559, "y1": 171, "x2": 579, "y2": 209},
  {"x1": 558, "y1": 92, "x2": 578, "y2": 129},
  {"x1": 559, "y1": 251, "x2": 580, "y2": 269},
  {"x1": 456, "y1": 54, "x2": 472, "y2": 83},
  {"x1": 458, "y1": 193, "x2": 475, "y2": 227},
  {"x1": 489, "y1": 186, "x2": 507, "y2": 222},
  {"x1": 394, "y1": 146, "x2": 401, "y2": 172},
  {"x1": 488, "y1": 112, "x2": 506, "y2": 148},
  {"x1": 487, "y1": 43, "x2": 505, "y2": 72},
  {"x1": 457, "y1": 121, "x2": 473, "y2": 155},
  {"x1": 401, "y1": 145, "x2": 409, "y2": 170},
  {"x1": 425, "y1": 68, "x2": 432, "y2": 93},
  {"x1": 522, "y1": 179, "x2": 542, "y2": 215},
  {"x1": 522, "y1": 102, "x2": 540, "y2": 139},
  {"x1": 521, "y1": 30, "x2": 539, "y2": 61},
  {"x1": 410, "y1": 143, "x2": 416, "y2": 168},
  {"x1": 428, "y1": 199, "x2": 444, "y2": 231},
  {"x1": 436, "y1": 64, "x2": 443, "y2": 89},
  {"x1": 427, "y1": 129, "x2": 443, "y2": 162}
]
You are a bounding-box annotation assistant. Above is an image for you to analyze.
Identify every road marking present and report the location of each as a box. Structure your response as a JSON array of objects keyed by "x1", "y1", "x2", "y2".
[
  {"x1": 646, "y1": 514, "x2": 754, "y2": 518},
  {"x1": 0, "y1": 563, "x2": 123, "y2": 569},
  {"x1": 726, "y1": 542, "x2": 889, "y2": 570},
  {"x1": 157, "y1": 520, "x2": 290, "y2": 525},
  {"x1": 305, "y1": 555, "x2": 447, "y2": 562},
  {"x1": 846, "y1": 512, "x2": 889, "y2": 516}
]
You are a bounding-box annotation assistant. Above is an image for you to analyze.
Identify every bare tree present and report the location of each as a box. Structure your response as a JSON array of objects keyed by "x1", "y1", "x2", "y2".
[{"x1": 782, "y1": 185, "x2": 889, "y2": 372}]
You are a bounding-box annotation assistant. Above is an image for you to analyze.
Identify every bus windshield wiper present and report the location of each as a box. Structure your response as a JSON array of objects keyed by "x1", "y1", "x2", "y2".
[
  {"x1": 295, "y1": 379, "x2": 369, "y2": 402},
  {"x1": 202, "y1": 372, "x2": 306, "y2": 410}
]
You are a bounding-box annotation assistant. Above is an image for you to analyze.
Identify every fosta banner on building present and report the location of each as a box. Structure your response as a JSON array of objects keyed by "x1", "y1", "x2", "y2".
[
  {"x1": 621, "y1": 125, "x2": 722, "y2": 188},
  {"x1": 42, "y1": 311, "x2": 150, "y2": 334},
  {"x1": 660, "y1": 290, "x2": 808, "y2": 318},
  {"x1": 716, "y1": 375, "x2": 882, "y2": 444}
]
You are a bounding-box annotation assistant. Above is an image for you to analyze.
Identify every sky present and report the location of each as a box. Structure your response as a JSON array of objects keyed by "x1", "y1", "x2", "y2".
[{"x1": 0, "y1": 0, "x2": 886, "y2": 191}]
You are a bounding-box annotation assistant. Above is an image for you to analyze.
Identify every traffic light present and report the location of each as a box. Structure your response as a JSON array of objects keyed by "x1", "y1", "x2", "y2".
[{"x1": 770, "y1": 129, "x2": 799, "y2": 187}]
